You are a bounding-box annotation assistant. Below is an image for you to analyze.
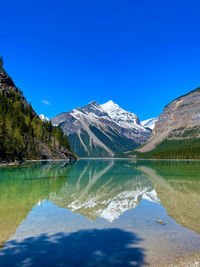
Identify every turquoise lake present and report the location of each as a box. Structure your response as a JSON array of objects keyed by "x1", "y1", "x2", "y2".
[{"x1": 0, "y1": 159, "x2": 200, "y2": 266}]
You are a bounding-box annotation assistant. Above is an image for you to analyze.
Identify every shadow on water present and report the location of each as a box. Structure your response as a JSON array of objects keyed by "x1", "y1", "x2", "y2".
[{"x1": 0, "y1": 228, "x2": 147, "y2": 267}]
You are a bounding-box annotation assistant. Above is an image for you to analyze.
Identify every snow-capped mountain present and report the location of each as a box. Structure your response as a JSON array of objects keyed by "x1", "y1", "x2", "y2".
[
  {"x1": 101, "y1": 100, "x2": 144, "y2": 130},
  {"x1": 141, "y1": 117, "x2": 158, "y2": 130},
  {"x1": 39, "y1": 114, "x2": 49, "y2": 122},
  {"x1": 51, "y1": 101, "x2": 151, "y2": 157}
]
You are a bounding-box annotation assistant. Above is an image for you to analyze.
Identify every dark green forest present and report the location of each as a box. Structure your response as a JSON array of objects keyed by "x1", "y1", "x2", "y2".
[
  {"x1": 133, "y1": 139, "x2": 200, "y2": 159},
  {"x1": 0, "y1": 89, "x2": 71, "y2": 161}
]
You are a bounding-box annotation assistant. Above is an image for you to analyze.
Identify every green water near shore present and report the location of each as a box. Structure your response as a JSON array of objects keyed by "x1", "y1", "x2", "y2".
[{"x1": 0, "y1": 159, "x2": 200, "y2": 266}]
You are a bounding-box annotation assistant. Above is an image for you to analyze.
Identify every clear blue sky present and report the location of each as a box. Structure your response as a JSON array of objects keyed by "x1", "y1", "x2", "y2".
[{"x1": 1, "y1": 0, "x2": 200, "y2": 120}]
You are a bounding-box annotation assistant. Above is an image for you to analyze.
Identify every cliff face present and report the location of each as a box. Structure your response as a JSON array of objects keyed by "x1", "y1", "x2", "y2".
[
  {"x1": 139, "y1": 88, "x2": 200, "y2": 152},
  {"x1": 0, "y1": 67, "x2": 76, "y2": 162}
]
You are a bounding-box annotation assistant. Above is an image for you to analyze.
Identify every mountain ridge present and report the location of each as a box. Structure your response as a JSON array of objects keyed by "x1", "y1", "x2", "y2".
[{"x1": 126, "y1": 87, "x2": 200, "y2": 159}]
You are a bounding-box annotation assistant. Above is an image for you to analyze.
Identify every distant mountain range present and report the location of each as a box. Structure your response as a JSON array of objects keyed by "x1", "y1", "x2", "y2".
[
  {"x1": 4, "y1": 58, "x2": 200, "y2": 160},
  {"x1": 36, "y1": 87, "x2": 200, "y2": 159},
  {"x1": 51, "y1": 100, "x2": 152, "y2": 157},
  {"x1": 38, "y1": 87, "x2": 200, "y2": 159}
]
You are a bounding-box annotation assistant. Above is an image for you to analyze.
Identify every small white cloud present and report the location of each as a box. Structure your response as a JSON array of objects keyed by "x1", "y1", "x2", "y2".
[{"x1": 41, "y1": 100, "x2": 50, "y2": 105}]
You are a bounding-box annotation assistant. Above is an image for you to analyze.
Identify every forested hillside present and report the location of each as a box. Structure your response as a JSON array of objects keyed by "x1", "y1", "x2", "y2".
[
  {"x1": 0, "y1": 59, "x2": 75, "y2": 162},
  {"x1": 128, "y1": 139, "x2": 200, "y2": 159}
]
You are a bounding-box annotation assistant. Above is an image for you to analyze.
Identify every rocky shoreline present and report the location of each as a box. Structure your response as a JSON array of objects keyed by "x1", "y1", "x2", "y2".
[{"x1": 0, "y1": 157, "x2": 77, "y2": 167}]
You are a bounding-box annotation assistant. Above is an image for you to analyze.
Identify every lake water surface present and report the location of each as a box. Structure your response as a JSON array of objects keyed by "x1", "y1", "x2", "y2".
[{"x1": 0, "y1": 159, "x2": 200, "y2": 266}]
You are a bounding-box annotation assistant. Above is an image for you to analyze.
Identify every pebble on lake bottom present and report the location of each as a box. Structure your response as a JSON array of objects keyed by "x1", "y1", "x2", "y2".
[{"x1": 156, "y1": 220, "x2": 164, "y2": 224}]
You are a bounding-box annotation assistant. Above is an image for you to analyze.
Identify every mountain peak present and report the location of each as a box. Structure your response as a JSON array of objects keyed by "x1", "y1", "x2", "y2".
[
  {"x1": 82, "y1": 100, "x2": 102, "y2": 111},
  {"x1": 51, "y1": 99, "x2": 151, "y2": 157},
  {"x1": 101, "y1": 100, "x2": 144, "y2": 130},
  {"x1": 88, "y1": 100, "x2": 99, "y2": 106},
  {"x1": 104, "y1": 100, "x2": 116, "y2": 105},
  {"x1": 101, "y1": 100, "x2": 119, "y2": 111}
]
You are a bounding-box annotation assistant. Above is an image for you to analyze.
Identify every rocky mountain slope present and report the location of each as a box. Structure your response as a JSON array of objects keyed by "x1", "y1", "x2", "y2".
[
  {"x1": 135, "y1": 87, "x2": 200, "y2": 158},
  {"x1": 0, "y1": 65, "x2": 75, "y2": 162},
  {"x1": 51, "y1": 101, "x2": 151, "y2": 157}
]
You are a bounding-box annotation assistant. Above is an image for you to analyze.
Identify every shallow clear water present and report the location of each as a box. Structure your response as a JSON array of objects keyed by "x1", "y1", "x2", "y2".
[{"x1": 0, "y1": 159, "x2": 200, "y2": 266}]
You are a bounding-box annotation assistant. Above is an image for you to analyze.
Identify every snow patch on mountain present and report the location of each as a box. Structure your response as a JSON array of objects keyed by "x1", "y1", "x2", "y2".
[
  {"x1": 66, "y1": 187, "x2": 159, "y2": 222},
  {"x1": 39, "y1": 114, "x2": 49, "y2": 122},
  {"x1": 100, "y1": 189, "x2": 146, "y2": 222},
  {"x1": 141, "y1": 117, "x2": 158, "y2": 130},
  {"x1": 101, "y1": 100, "x2": 147, "y2": 131}
]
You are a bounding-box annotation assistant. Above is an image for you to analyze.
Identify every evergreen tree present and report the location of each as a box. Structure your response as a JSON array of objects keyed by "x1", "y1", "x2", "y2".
[{"x1": 0, "y1": 56, "x2": 4, "y2": 69}]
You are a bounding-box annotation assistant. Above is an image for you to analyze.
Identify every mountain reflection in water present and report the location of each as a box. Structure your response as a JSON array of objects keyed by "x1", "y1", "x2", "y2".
[
  {"x1": 1, "y1": 159, "x2": 200, "y2": 251},
  {"x1": 139, "y1": 162, "x2": 200, "y2": 235},
  {"x1": 0, "y1": 161, "x2": 71, "y2": 248},
  {"x1": 50, "y1": 160, "x2": 158, "y2": 222}
]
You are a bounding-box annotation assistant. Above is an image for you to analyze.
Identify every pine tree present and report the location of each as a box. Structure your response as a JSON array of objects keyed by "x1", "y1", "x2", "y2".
[{"x1": 0, "y1": 56, "x2": 4, "y2": 69}]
